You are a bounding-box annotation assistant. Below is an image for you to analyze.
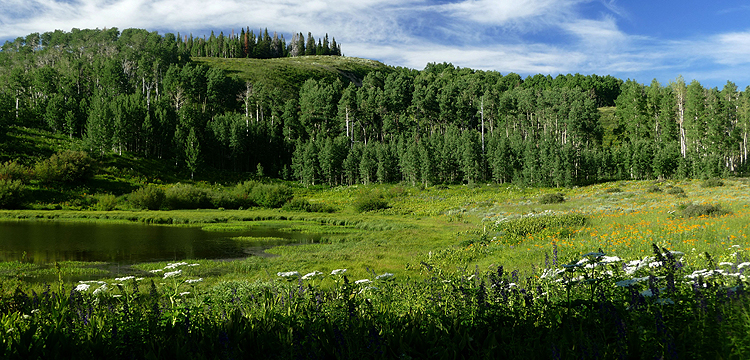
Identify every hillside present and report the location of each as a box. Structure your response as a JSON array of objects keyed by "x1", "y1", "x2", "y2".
[{"x1": 193, "y1": 55, "x2": 391, "y2": 97}]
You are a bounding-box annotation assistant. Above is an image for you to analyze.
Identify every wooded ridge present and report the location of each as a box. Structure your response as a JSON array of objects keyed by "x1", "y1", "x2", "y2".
[{"x1": 1, "y1": 27, "x2": 747, "y2": 187}]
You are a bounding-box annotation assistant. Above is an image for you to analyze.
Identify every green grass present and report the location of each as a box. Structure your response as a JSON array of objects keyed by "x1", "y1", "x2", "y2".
[{"x1": 193, "y1": 56, "x2": 390, "y2": 98}]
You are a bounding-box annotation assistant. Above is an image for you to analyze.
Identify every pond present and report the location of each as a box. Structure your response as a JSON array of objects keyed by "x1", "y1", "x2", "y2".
[{"x1": 0, "y1": 220, "x2": 320, "y2": 264}]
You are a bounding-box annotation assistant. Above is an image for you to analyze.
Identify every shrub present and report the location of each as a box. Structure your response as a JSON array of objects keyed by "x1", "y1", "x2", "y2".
[
  {"x1": 354, "y1": 194, "x2": 389, "y2": 213},
  {"x1": 676, "y1": 203, "x2": 731, "y2": 218},
  {"x1": 250, "y1": 184, "x2": 293, "y2": 208},
  {"x1": 34, "y1": 150, "x2": 95, "y2": 184},
  {"x1": 700, "y1": 178, "x2": 724, "y2": 188},
  {"x1": 128, "y1": 186, "x2": 165, "y2": 210},
  {"x1": 210, "y1": 190, "x2": 243, "y2": 209},
  {"x1": 94, "y1": 194, "x2": 118, "y2": 211},
  {"x1": 603, "y1": 187, "x2": 622, "y2": 193},
  {"x1": 282, "y1": 197, "x2": 337, "y2": 213},
  {"x1": 646, "y1": 185, "x2": 662, "y2": 193},
  {"x1": 164, "y1": 183, "x2": 211, "y2": 210},
  {"x1": 234, "y1": 180, "x2": 259, "y2": 207},
  {"x1": 666, "y1": 186, "x2": 685, "y2": 196},
  {"x1": 496, "y1": 213, "x2": 587, "y2": 238},
  {"x1": 0, "y1": 179, "x2": 25, "y2": 209},
  {"x1": 0, "y1": 161, "x2": 30, "y2": 182},
  {"x1": 539, "y1": 193, "x2": 565, "y2": 204}
]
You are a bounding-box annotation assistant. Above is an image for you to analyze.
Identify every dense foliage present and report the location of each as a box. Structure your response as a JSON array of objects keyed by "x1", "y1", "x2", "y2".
[
  {"x1": 1, "y1": 27, "x2": 749, "y2": 193},
  {"x1": 1, "y1": 245, "x2": 748, "y2": 359}
]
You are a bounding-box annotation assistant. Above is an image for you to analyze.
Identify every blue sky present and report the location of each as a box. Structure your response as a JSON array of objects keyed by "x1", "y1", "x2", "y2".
[{"x1": 2, "y1": 0, "x2": 750, "y2": 89}]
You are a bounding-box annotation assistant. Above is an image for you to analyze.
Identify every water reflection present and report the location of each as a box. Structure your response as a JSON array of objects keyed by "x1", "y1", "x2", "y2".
[{"x1": 0, "y1": 221, "x2": 319, "y2": 264}]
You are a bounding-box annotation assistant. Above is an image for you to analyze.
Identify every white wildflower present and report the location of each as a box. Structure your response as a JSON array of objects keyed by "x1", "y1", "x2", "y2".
[
  {"x1": 149, "y1": 269, "x2": 164, "y2": 273},
  {"x1": 738, "y1": 262, "x2": 750, "y2": 269},
  {"x1": 719, "y1": 262, "x2": 734, "y2": 267},
  {"x1": 30, "y1": 309, "x2": 39, "y2": 314},
  {"x1": 165, "y1": 262, "x2": 188, "y2": 269},
  {"x1": 75, "y1": 283, "x2": 91, "y2": 292},
  {"x1": 188, "y1": 263, "x2": 200, "y2": 267},
  {"x1": 163, "y1": 270, "x2": 182, "y2": 279},
  {"x1": 115, "y1": 276, "x2": 135, "y2": 281},
  {"x1": 355, "y1": 279, "x2": 372, "y2": 285},
  {"x1": 277, "y1": 271, "x2": 300, "y2": 278},
  {"x1": 648, "y1": 261, "x2": 663, "y2": 268},
  {"x1": 179, "y1": 292, "x2": 190, "y2": 296},
  {"x1": 375, "y1": 273, "x2": 395, "y2": 281},
  {"x1": 112, "y1": 295, "x2": 122, "y2": 298},
  {"x1": 185, "y1": 278, "x2": 203, "y2": 284},
  {"x1": 93, "y1": 284, "x2": 108, "y2": 295},
  {"x1": 302, "y1": 271, "x2": 324, "y2": 280},
  {"x1": 601, "y1": 256, "x2": 621, "y2": 264},
  {"x1": 331, "y1": 269, "x2": 347, "y2": 275}
]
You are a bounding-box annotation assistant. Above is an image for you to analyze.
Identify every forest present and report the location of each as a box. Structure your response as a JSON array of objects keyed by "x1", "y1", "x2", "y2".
[{"x1": 1, "y1": 27, "x2": 748, "y2": 188}]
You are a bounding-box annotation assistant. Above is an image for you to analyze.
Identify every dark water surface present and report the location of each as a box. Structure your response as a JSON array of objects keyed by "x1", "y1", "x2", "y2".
[{"x1": 0, "y1": 221, "x2": 319, "y2": 264}]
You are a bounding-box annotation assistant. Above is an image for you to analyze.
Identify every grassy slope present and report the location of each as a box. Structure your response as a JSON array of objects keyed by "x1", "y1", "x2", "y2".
[{"x1": 193, "y1": 55, "x2": 391, "y2": 97}]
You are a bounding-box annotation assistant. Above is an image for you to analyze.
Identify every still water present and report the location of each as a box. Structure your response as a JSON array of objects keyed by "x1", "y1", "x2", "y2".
[{"x1": 0, "y1": 221, "x2": 319, "y2": 264}]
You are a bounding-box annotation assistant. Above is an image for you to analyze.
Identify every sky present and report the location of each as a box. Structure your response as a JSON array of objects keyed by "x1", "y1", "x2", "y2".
[{"x1": 2, "y1": 0, "x2": 750, "y2": 89}]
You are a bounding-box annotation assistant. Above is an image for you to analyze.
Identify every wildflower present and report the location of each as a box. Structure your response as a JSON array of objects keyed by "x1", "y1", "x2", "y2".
[
  {"x1": 185, "y1": 278, "x2": 203, "y2": 284},
  {"x1": 149, "y1": 269, "x2": 164, "y2": 273},
  {"x1": 30, "y1": 309, "x2": 39, "y2": 314},
  {"x1": 75, "y1": 283, "x2": 91, "y2": 292},
  {"x1": 601, "y1": 256, "x2": 622, "y2": 264},
  {"x1": 188, "y1": 263, "x2": 200, "y2": 267},
  {"x1": 179, "y1": 292, "x2": 190, "y2": 296},
  {"x1": 719, "y1": 262, "x2": 734, "y2": 267},
  {"x1": 165, "y1": 262, "x2": 188, "y2": 269},
  {"x1": 93, "y1": 284, "x2": 108, "y2": 295},
  {"x1": 112, "y1": 295, "x2": 122, "y2": 298},
  {"x1": 331, "y1": 269, "x2": 347, "y2": 275},
  {"x1": 376, "y1": 273, "x2": 395, "y2": 281},
  {"x1": 738, "y1": 262, "x2": 750, "y2": 269},
  {"x1": 277, "y1": 271, "x2": 300, "y2": 278},
  {"x1": 163, "y1": 270, "x2": 182, "y2": 279},
  {"x1": 355, "y1": 279, "x2": 372, "y2": 285},
  {"x1": 302, "y1": 271, "x2": 323, "y2": 280},
  {"x1": 115, "y1": 276, "x2": 135, "y2": 281}
]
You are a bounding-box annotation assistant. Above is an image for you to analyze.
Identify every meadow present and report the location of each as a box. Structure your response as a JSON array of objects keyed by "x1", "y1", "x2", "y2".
[{"x1": 1, "y1": 179, "x2": 750, "y2": 359}]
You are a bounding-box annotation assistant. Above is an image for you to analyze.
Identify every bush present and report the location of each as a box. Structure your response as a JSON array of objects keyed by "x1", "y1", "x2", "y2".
[
  {"x1": 34, "y1": 150, "x2": 95, "y2": 184},
  {"x1": 603, "y1": 187, "x2": 622, "y2": 193},
  {"x1": 250, "y1": 184, "x2": 293, "y2": 208},
  {"x1": 0, "y1": 161, "x2": 30, "y2": 182},
  {"x1": 94, "y1": 194, "x2": 118, "y2": 211},
  {"x1": 700, "y1": 178, "x2": 724, "y2": 188},
  {"x1": 354, "y1": 194, "x2": 389, "y2": 213},
  {"x1": 282, "y1": 198, "x2": 337, "y2": 213},
  {"x1": 676, "y1": 203, "x2": 731, "y2": 218},
  {"x1": 538, "y1": 193, "x2": 565, "y2": 204},
  {"x1": 666, "y1": 186, "x2": 685, "y2": 196},
  {"x1": 128, "y1": 186, "x2": 165, "y2": 210},
  {"x1": 164, "y1": 183, "x2": 211, "y2": 210},
  {"x1": 496, "y1": 213, "x2": 587, "y2": 238},
  {"x1": 0, "y1": 179, "x2": 25, "y2": 209},
  {"x1": 646, "y1": 185, "x2": 662, "y2": 193},
  {"x1": 210, "y1": 190, "x2": 243, "y2": 209}
]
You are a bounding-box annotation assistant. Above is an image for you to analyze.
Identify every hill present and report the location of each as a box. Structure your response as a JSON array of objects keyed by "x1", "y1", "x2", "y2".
[{"x1": 193, "y1": 55, "x2": 391, "y2": 98}]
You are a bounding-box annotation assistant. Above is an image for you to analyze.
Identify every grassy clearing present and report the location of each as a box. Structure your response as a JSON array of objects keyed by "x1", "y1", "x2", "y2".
[{"x1": 2, "y1": 179, "x2": 750, "y2": 357}]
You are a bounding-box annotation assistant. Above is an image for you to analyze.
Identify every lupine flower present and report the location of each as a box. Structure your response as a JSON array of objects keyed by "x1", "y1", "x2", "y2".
[
  {"x1": 302, "y1": 271, "x2": 323, "y2": 279},
  {"x1": 277, "y1": 271, "x2": 300, "y2": 277},
  {"x1": 185, "y1": 278, "x2": 203, "y2": 284},
  {"x1": 331, "y1": 269, "x2": 347, "y2": 275},
  {"x1": 163, "y1": 270, "x2": 182, "y2": 279}
]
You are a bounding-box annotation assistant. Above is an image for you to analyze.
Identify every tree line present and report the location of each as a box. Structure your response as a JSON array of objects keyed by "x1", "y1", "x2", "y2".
[{"x1": 1, "y1": 28, "x2": 747, "y2": 187}]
